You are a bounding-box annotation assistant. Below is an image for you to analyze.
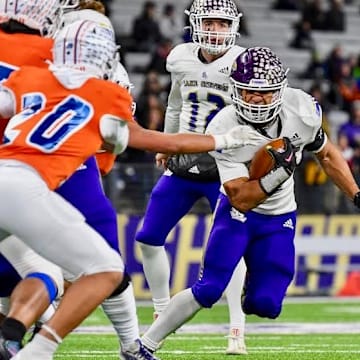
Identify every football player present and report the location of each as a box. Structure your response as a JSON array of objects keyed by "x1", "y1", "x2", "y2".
[
  {"x1": 0, "y1": 16, "x2": 261, "y2": 359},
  {"x1": 135, "y1": 47, "x2": 360, "y2": 355},
  {"x1": 135, "y1": 0, "x2": 249, "y2": 354},
  {"x1": 0, "y1": 1, "x2": 68, "y2": 358}
]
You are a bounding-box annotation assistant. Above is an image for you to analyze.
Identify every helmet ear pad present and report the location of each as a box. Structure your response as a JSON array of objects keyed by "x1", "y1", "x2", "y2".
[{"x1": 230, "y1": 47, "x2": 288, "y2": 125}]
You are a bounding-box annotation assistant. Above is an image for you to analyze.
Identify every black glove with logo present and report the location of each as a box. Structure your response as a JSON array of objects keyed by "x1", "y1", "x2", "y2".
[{"x1": 259, "y1": 137, "x2": 298, "y2": 195}]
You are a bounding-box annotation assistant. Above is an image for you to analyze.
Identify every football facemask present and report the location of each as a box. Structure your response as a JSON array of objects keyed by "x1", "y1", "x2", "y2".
[
  {"x1": 230, "y1": 47, "x2": 288, "y2": 125},
  {"x1": 186, "y1": 0, "x2": 241, "y2": 55}
]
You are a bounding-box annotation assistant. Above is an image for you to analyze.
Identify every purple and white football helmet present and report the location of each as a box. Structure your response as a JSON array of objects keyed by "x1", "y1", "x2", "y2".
[
  {"x1": 230, "y1": 47, "x2": 288, "y2": 125},
  {"x1": 186, "y1": 0, "x2": 241, "y2": 55}
]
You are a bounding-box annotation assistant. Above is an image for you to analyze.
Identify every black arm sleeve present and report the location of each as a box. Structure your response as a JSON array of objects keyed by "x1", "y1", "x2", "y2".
[{"x1": 304, "y1": 127, "x2": 326, "y2": 152}]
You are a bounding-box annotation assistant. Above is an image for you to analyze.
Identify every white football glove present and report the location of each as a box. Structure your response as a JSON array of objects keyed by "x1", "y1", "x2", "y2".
[{"x1": 212, "y1": 125, "x2": 264, "y2": 150}]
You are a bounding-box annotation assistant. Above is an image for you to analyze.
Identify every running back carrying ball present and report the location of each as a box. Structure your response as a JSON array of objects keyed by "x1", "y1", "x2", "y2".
[{"x1": 249, "y1": 138, "x2": 286, "y2": 180}]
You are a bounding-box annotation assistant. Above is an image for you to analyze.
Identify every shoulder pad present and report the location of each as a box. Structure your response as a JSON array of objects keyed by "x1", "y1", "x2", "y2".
[
  {"x1": 283, "y1": 87, "x2": 322, "y2": 128},
  {"x1": 166, "y1": 43, "x2": 197, "y2": 74}
]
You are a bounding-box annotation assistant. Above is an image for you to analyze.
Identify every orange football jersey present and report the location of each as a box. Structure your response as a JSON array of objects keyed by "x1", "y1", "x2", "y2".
[
  {"x1": 0, "y1": 29, "x2": 53, "y2": 138},
  {"x1": 0, "y1": 66, "x2": 133, "y2": 190},
  {"x1": 95, "y1": 152, "x2": 117, "y2": 176}
]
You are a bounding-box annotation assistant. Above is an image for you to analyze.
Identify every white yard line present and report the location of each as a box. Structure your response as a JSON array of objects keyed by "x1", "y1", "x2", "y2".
[{"x1": 73, "y1": 322, "x2": 360, "y2": 335}]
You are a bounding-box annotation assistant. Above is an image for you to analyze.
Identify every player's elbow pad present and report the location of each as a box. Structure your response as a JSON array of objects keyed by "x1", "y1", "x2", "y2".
[{"x1": 100, "y1": 115, "x2": 129, "y2": 155}]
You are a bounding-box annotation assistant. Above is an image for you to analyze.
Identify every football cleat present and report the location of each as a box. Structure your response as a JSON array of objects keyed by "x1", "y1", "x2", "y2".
[
  {"x1": 120, "y1": 339, "x2": 160, "y2": 360},
  {"x1": 225, "y1": 328, "x2": 247, "y2": 355},
  {"x1": 0, "y1": 332, "x2": 22, "y2": 360}
]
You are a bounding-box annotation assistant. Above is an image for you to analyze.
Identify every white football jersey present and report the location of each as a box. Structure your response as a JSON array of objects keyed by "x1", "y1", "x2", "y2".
[
  {"x1": 207, "y1": 87, "x2": 327, "y2": 215},
  {"x1": 164, "y1": 43, "x2": 245, "y2": 135}
]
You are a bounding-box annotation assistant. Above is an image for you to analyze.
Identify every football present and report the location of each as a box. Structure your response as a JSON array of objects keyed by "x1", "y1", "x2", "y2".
[{"x1": 249, "y1": 138, "x2": 286, "y2": 180}]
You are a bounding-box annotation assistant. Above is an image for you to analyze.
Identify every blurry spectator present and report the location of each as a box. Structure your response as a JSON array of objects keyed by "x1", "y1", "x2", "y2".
[
  {"x1": 300, "y1": 49, "x2": 324, "y2": 79},
  {"x1": 272, "y1": 0, "x2": 299, "y2": 10},
  {"x1": 328, "y1": 60, "x2": 355, "y2": 112},
  {"x1": 301, "y1": 0, "x2": 325, "y2": 30},
  {"x1": 338, "y1": 100, "x2": 360, "y2": 151},
  {"x1": 147, "y1": 38, "x2": 173, "y2": 74},
  {"x1": 159, "y1": 3, "x2": 183, "y2": 45},
  {"x1": 136, "y1": 70, "x2": 167, "y2": 131},
  {"x1": 351, "y1": 54, "x2": 360, "y2": 88},
  {"x1": 324, "y1": 0, "x2": 346, "y2": 32},
  {"x1": 332, "y1": 132, "x2": 357, "y2": 213},
  {"x1": 323, "y1": 44, "x2": 345, "y2": 82},
  {"x1": 118, "y1": 71, "x2": 166, "y2": 165},
  {"x1": 131, "y1": 1, "x2": 162, "y2": 52},
  {"x1": 289, "y1": 20, "x2": 315, "y2": 50}
]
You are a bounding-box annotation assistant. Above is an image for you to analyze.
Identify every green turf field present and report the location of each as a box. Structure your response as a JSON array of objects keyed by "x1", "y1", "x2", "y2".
[{"x1": 54, "y1": 298, "x2": 360, "y2": 359}]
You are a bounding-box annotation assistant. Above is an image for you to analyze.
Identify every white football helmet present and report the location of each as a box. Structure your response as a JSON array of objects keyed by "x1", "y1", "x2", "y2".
[
  {"x1": 112, "y1": 62, "x2": 133, "y2": 93},
  {"x1": 230, "y1": 47, "x2": 288, "y2": 125},
  {"x1": 61, "y1": 8, "x2": 113, "y2": 30},
  {"x1": 186, "y1": 0, "x2": 241, "y2": 55},
  {"x1": 112, "y1": 61, "x2": 136, "y2": 115},
  {"x1": 52, "y1": 19, "x2": 117, "y2": 79},
  {"x1": 0, "y1": 0, "x2": 64, "y2": 37}
]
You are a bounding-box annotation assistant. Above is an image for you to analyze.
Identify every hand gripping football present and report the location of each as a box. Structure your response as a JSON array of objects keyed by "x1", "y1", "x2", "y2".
[{"x1": 249, "y1": 138, "x2": 286, "y2": 180}]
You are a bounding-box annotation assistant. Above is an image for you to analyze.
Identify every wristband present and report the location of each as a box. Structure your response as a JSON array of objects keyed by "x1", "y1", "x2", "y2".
[
  {"x1": 259, "y1": 166, "x2": 290, "y2": 195},
  {"x1": 212, "y1": 134, "x2": 228, "y2": 151}
]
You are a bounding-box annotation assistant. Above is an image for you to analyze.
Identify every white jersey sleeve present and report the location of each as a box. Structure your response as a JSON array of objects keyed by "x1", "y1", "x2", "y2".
[{"x1": 164, "y1": 72, "x2": 182, "y2": 134}]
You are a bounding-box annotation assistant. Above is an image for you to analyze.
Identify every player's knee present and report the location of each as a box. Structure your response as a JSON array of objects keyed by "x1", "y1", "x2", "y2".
[
  {"x1": 108, "y1": 272, "x2": 131, "y2": 298},
  {"x1": 191, "y1": 282, "x2": 223, "y2": 308},
  {"x1": 26, "y1": 272, "x2": 59, "y2": 303},
  {"x1": 243, "y1": 295, "x2": 281, "y2": 319}
]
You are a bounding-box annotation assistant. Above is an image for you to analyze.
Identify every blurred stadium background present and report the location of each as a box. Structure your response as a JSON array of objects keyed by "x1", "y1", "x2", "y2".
[{"x1": 98, "y1": 0, "x2": 360, "y2": 299}]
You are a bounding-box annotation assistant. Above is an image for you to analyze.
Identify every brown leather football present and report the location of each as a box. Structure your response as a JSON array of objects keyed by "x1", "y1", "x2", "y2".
[{"x1": 249, "y1": 138, "x2": 286, "y2": 180}]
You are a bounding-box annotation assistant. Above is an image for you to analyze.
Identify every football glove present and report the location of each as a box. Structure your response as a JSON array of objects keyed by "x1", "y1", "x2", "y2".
[
  {"x1": 259, "y1": 137, "x2": 297, "y2": 195},
  {"x1": 213, "y1": 125, "x2": 264, "y2": 150}
]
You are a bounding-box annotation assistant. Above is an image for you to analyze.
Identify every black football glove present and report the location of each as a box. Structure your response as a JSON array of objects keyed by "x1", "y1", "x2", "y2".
[
  {"x1": 259, "y1": 137, "x2": 298, "y2": 195},
  {"x1": 267, "y1": 137, "x2": 297, "y2": 176}
]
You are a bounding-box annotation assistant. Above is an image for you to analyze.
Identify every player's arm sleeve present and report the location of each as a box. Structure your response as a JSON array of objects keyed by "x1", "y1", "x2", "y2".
[
  {"x1": 100, "y1": 115, "x2": 129, "y2": 155},
  {"x1": 164, "y1": 72, "x2": 182, "y2": 134},
  {"x1": 304, "y1": 126, "x2": 328, "y2": 153},
  {"x1": 0, "y1": 88, "x2": 15, "y2": 119}
]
